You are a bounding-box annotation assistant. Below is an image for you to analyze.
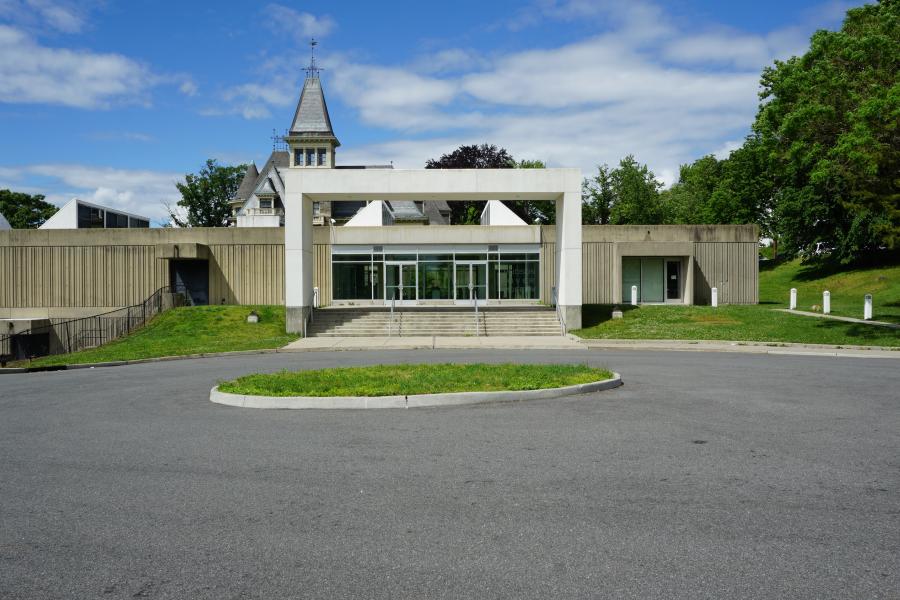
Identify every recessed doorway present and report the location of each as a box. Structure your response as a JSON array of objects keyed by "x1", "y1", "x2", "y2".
[{"x1": 622, "y1": 257, "x2": 684, "y2": 304}]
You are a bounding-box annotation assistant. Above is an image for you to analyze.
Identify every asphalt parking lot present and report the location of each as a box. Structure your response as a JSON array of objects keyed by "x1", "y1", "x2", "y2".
[{"x1": 1, "y1": 349, "x2": 897, "y2": 599}]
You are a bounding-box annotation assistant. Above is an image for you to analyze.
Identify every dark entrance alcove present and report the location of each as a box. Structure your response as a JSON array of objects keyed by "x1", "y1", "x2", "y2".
[{"x1": 170, "y1": 260, "x2": 209, "y2": 305}]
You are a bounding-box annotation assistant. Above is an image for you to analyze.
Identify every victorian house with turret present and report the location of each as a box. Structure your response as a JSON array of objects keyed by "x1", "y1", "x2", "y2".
[{"x1": 229, "y1": 59, "x2": 450, "y2": 228}]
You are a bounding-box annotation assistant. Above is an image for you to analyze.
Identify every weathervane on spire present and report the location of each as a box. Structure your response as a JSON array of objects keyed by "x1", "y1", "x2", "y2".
[{"x1": 305, "y1": 38, "x2": 322, "y2": 79}]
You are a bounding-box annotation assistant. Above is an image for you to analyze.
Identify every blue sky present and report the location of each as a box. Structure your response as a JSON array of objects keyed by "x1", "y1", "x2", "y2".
[{"x1": 0, "y1": 0, "x2": 853, "y2": 223}]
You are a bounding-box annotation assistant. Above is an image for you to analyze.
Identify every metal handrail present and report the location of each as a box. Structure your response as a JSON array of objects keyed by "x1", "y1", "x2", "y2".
[
  {"x1": 389, "y1": 296, "x2": 396, "y2": 337},
  {"x1": 474, "y1": 290, "x2": 480, "y2": 337},
  {"x1": 305, "y1": 287, "x2": 317, "y2": 334},
  {"x1": 3, "y1": 286, "x2": 185, "y2": 360},
  {"x1": 552, "y1": 286, "x2": 566, "y2": 335}
]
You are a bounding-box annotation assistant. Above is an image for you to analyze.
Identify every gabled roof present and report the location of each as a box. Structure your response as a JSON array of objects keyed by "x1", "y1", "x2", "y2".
[
  {"x1": 288, "y1": 76, "x2": 338, "y2": 143},
  {"x1": 232, "y1": 163, "x2": 259, "y2": 205},
  {"x1": 254, "y1": 177, "x2": 276, "y2": 196},
  {"x1": 236, "y1": 151, "x2": 289, "y2": 216},
  {"x1": 0, "y1": 211, "x2": 10, "y2": 230},
  {"x1": 386, "y1": 201, "x2": 428, "y2": 222}
]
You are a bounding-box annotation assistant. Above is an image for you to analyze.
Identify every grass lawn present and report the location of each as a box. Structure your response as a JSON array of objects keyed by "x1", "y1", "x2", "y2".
[
  {"x1": 218, "y1": 363, "x2": 614, "y2": 397},
  {"x1": 572, "y1": 258, "x2": 900, "y2": 347},
  {"x1": 759, "y1": 258, "x2": 900, "y2": 323},
  {"x1": 573, "y1": 304, "x2": 899, "y2": 347},
  {"x1": 23, "y1": 305, "x2": 298, "y2": 367}
]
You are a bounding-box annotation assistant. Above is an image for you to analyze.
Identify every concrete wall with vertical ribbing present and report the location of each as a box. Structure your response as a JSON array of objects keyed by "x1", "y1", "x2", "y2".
[
  {"x1": 542, "y1": 224, "x2": 759, "y2": 306},
  {"x1": 0, "y1": 228, "x2": 306, "y2": 318},
  {"x1": 1, "y1": 223, "x2": 757, "y2": 317},
  {"x1": 693, "y1": 241, "x2": 759, "y2": 304}
]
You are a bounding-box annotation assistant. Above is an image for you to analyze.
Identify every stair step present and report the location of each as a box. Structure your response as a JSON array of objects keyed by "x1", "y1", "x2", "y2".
[{"x1": 309, "y1": 307, "x2": 563, "y2": 337}]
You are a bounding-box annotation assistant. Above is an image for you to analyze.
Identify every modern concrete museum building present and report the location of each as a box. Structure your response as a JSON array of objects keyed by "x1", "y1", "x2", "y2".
[{"x1": 0, "y1": 66, "x2": 758, "y2": 336}]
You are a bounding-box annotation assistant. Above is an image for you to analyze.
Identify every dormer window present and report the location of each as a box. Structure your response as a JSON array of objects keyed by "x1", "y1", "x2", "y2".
[
  {"x1": 317, "y1": 148, "x2": 326, "y2": 166},
  {"x1": 305, "y1": 148, "x2": 315, "y2": 166},
  {"x1": 294, "y1": 149, "x2": 303, "y2": 167},
  {"x1": 259, "y1": 199, "x2": 272, "y2": 209}
]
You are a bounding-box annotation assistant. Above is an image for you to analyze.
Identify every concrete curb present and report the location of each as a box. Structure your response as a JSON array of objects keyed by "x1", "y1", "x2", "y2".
[
  {"x1": 2, "y1": 335, "x2": 897, "y2": 375},
  {"x1": 209, "y1": 373, "x2": 623, "y2": 409},
  {"x1": 0, "y1": 348, "x2": 283, "y2": 374},
  {"x1": 578, "y1": 339, "x2": 900, "y2": 358}
]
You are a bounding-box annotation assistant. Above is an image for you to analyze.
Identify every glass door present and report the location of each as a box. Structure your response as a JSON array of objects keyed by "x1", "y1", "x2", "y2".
[
  {"x1": 640, "y1": 258, "x2": 665, "y2": 303},
  {"x1": 455, "y1": 262, "x2": 487, "y2": 305},
  {"x1": 666, "y1": 260, "x2": 681, "y2": 302},
  {"x1": 385, "y1": 262, "x2": 417, "y2": 305}
]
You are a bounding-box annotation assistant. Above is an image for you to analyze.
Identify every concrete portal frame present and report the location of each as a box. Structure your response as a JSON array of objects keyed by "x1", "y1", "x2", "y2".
[{"x1": 283, "y1": 168, "x2": 582, "y2": 335}]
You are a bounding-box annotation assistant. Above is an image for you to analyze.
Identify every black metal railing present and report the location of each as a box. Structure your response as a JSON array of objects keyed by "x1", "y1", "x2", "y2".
[{"x1": 0, "y1": 286, "x2": 186, "y2": 363}]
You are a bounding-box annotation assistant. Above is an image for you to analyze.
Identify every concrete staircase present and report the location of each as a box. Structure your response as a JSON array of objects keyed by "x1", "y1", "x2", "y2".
[{"x1": 307, "y1": 307, "x2": 563, "y2": 337}]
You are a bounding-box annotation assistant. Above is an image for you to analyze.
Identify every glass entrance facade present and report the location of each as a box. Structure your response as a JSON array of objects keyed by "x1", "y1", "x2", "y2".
[
  {"x1": 622, "y1": 256, "x2": 683, "y2": 303},
  {"x1": 332, "y1": 246, "x2": 540, "y2": 304}
]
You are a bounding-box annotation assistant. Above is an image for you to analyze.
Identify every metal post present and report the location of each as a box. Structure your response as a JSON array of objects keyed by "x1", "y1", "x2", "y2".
[
  {"x1": 711, "y1": 287, "x2": 718, "y2": 308},
  {"x1": 631, "y1": 285, "x2": 638, "y2": 306},
  {"x1": 790, "y1": 288, "x2": 797, "y2": 310},
  {"x1": 823, "y1": 291, "x2": 830, "y2": 314},
  {"x1": 864, "y1": 294, "x2": 872, "y2": 320},
  {"x1": 470, "y1": 279, "x2": 478, "y2": 337}
]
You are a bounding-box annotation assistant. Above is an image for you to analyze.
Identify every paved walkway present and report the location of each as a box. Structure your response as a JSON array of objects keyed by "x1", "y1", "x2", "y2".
[
  {"x1": 578, "y1": 338, "x2": 899, "y2": 358},
  {"x1": 282, "y1": 335, "x2": 899, "y2": 359},
  {"x1": 778, "y1": 308, "x2": 900, "y2": 329},
  {"x1": 282, "y1": 335, "x2": 583, "y2": 351}
]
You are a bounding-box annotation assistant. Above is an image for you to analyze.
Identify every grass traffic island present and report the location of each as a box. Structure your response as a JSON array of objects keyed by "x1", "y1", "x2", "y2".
[{"x1": 213, "y1": 363, "x2": 619, "y2": 409}]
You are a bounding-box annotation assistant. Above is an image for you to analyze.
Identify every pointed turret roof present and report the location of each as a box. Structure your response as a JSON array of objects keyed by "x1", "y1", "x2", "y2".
[
  {"x1": 288, "y1": 76, "x2": 338, "y2": 141},
  {"x1": 233, "y1": 162, "x2": 259, "y2": 205}
]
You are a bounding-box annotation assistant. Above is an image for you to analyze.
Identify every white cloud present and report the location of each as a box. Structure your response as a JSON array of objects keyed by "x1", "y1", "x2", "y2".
[
  {"x1": 25, "y1": 0, "x2": 84, "y2": 32},
  {"x1": 265, "y1": 4, "x2": 335, "y2": 41},
  {"x1": 6, "y1": 164, "x2": 184, "y2": 222},
  {"x1": 0, "y1": 25, "x2": 155, "y2": 109},
  {"x1": 329, "y1": 0, "x2": 847, "y2": 183},
  {"x1": 0, "y1": 0, "x2": 89, "y2": 33},
  {"x1": 86, "y1": 131, "x2": 155, "y2": 143},
  {"x1": 178, "y1": 79, "x2": 198, "y2": 97},
  {"x1": 713, "y1": 139, "x2": 743, "y2": 160},
  {"x1": 330, "y1": 62, "x2": 459, "y2": 130}
]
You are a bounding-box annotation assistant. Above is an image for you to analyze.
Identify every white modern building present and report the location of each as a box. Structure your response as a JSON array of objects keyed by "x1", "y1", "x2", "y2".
[
  {"x1": 272, "y1": 63, "x2": 583, "y2": 334},
  {"x1": 39, "y1": 198, "x2": 150, "y2": 230}
]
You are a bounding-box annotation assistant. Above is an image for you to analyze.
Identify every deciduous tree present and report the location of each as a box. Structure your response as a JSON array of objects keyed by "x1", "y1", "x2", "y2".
[
  {"x1": 608, "y1": 156, "x2": 664, "y2": 225},
  {"x1": 170, "y1": 159, "x2": 247, "y2": 228},
  {"x1": 425, "y1": 144, "x2": 515, "y2": 224},
  {"x1": 754, "y1": 0, "x2": 899, "y2": 260},
  {"x1": 0, "y1": 189, "x2": 58, "y2": 228}
]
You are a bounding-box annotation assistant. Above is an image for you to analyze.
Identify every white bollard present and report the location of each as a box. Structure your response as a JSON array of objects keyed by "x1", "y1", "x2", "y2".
[
  {"x1": 711, "y1": 287, "x2": 718, "y2": 308},
  {"x1": 823, "y1": 291, "x2": 830, "y2": 314},
  {"x1": 631, "y1": 285, "x2": 638, "y2": 306},
  {"x1": 864, "y1": 294, "x2": 872, "y2": 320},
  {"x1": 790, "y1": 288, "x2": 797, "y2": 310}
]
